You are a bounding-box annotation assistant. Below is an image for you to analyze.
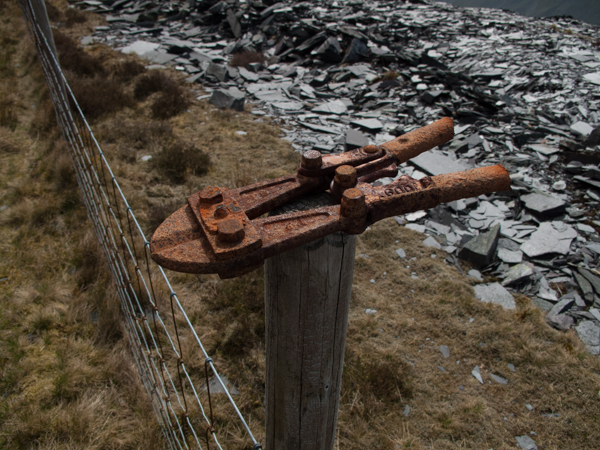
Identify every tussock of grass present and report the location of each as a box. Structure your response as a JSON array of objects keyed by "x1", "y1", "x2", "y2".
[
  {"x1": 110, "y1": 59, "x2": 146, "y2": 82},
  {"x1": 67, "y1": 74, "x2": 134, "y2": 120},
  {"x1": 150, "y1": 139, "x2": 210, "y2": 184}
]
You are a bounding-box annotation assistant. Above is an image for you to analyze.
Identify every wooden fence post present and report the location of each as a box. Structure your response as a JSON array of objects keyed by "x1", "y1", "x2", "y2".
[{"x1": 264, "y1": 225, "x2": 356, "y2": 450}]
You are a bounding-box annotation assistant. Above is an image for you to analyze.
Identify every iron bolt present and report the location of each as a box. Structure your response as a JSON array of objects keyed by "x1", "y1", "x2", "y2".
[
  {"x1": 198, "y1": 187, "x2": 223, "y2": 205},
  {"x1": 340, "y1": 188, "x2": 367, "y2": 218},
  {"x1": 334, "y1": 165, "x2": 357, "y2": 188},
  {"x1": 363, "y1": 145, "x2": 379, "y2": 154},
  {"x1": 301, "y1": 150, "x2": 323, "y2": 170},
  {"x1": 214, "y1": 205, "x2": 229, "y2": 219},
  {"x1": 217, "y1": 218, "x2": 245, "y2": 243}
]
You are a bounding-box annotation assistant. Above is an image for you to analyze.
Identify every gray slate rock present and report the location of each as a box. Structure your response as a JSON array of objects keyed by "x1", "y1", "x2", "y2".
[
  {"x1": 342, "y1": 38, "x2": 369, "y2": 64},
  {"x1": 458, "y1": 224, "x2": 500, "y2": 267},
  {"x1": 516, "y1": 435, "x2": 538, "y2": 450},
  {"x1": 410, "y1": 150, "x2": 470, "y2": 176},
  {"x1": 226, "y1": 9, "x2": 242, "y2": 39},
  {"x1": 502, "y1": 263, "x2": 534, "y2": 287},
  {"x1": 206, "y1": 63, "x2": 228, "y2": 82},
  {"x1": 520, "y1": 223, "x2": 577, "y2": 258},
  {"x1": 520, "y1": 193, "x2": 566, "y2": 218},
  {"x1": 345, "y1": 128, "x2": 368, "y2": 151},
  {"x1": 210, "y1": 87, "x2": 245, "y2": 111},
  {"x1": 575, "y1": 320, "x2": 600, "y2": 355},
  {"x1": 313, "y1": 36, "x2": 342, "y2": 62},
  {"x1": 440, "y1": 345, "x2": 450, "y2": 358},
  {"x1": 473, "y1": 282, "x2": 516, "y2": 310},
  {"x1": 546, "y1": 313, "x2": 574, "y2": 331}
]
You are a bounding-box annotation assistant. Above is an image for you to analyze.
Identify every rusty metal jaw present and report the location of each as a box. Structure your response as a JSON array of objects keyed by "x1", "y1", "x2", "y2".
[{"x1": 149, "y1": 117, "x2": 512, "y2": 279}]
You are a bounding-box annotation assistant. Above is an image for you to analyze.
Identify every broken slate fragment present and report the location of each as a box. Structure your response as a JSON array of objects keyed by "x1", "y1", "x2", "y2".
[
  {"x1": 520, "y1": 223, "x2": 577, "y2": 258},
  {"x1": 471, "y1": 366, "x2": 483, "y2": 384},
  {"x1": 578, "y1": 267, "x2": 600, "y2": 295},
  {"x1": 570, "y1": 121, "x2": 594, "y2": 137},
  {"x1": 210, "y1": 87, "x2": 245, "y2": 111},
  {"x1": 490, "y1": 373, "x2": 508, "y2": 385},
  {"x1": 121, "y1": 40, "x2": 160, "y2": 56},
  {"x1": 575, "y1": 320, "x2": 600, "y2": 355},
  {"x1": 502, "y1": 263, "x2": 534, "y2": 287},
  {"x1": 497, "y1": 248, "x2": 523, "y2": 264},
  {"x1": 516, "y1": 435, "x2": 538, "y2": 450},
  {"x1": 423, "y1": 236, "x2": 441, "y2": 250},
  {"x1": 440, "y1": 345, "x2": 450, "y2": 358},
  {"x1": 312, "y1": 99, "x2": 347, "y2": 115},
  {"x1": 313, "y1": 37, "x2": 342, "y2": 63},
  {"x1": 395, "y1": 248, "x2": 406, "y2": 259},
  {"x1": 345, "y1": 128, "x2": 368, "y2": 151},
  {"x1": 520, "y1": 193, "x2": 566, "y2": 218},
  {"x1": 410, "y1": 150, "x2": 470, "y2": 176},
  {"x1": 350, "y1": 118, "x2": 383, "y2": 132},
  {"x1": 473, "y1": 282, "x2": 516, "y2": 310},
  {"x1": 342, "y1": 38, "x2": 369, "y2": 64},
  {"x1": 458, "y1": 224, "x2": 500, "y2": 267}
]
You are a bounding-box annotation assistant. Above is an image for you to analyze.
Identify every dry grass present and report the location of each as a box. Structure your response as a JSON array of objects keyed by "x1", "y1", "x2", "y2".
[
  {"x1": 229, "y1": 51, "x2": 266, "y2": 68},
  {"x1": 2, "y1": 1, "x2": 600, "y2": 449}
]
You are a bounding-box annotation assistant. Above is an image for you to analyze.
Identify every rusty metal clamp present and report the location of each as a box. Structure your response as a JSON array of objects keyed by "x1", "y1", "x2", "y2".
[{"x1": 150, "y1": 117, "x2": 511, "y2": 278}]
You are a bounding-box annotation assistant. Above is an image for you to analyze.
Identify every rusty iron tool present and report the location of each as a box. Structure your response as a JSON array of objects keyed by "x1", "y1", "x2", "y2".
[{"x1": 150, "y1": 118, "x2": 511, "y2": 278}]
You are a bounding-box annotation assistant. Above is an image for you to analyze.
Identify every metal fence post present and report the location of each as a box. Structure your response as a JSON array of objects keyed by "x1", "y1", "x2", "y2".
[{"x1": 264, "y1": 228, "x2": 356, "y2": 450}]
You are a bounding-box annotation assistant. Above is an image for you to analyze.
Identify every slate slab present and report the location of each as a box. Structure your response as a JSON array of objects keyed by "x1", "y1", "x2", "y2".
[
  {"x1": 520, "y1": 193, "x2": 566, "y2": 218},
  {"x1": 458, "y1": 224, "x2": 500, "y2": 267},
  {"x1": 501, "y1": 263, "x2": 534, "y2": 286},
  {"x1": 516, "y1": 435, "x2": 538, "y2": 450},
  {"x1": 570, "y1": 121, "x2": 594, "y2": 136},
  {"x1": 520, "y1": 223, "x2": 577, "y2": 258},
  {"x1": 342, "y1": 38, "x2": 369, "y2": 64},
  {"x1": 497, "y1": 248, "x2": 523, "y2": 263},
  {"x1": 350, "y1": 118, "x2": 383, "y2": 132},
  {"x1": 210, "y1": 87, "x2": 245, "y2": 111},
  {"x1": 473, "y1": 282, "x2": 516, "y2": 310},
  {"x1": 312, "y1": 99, "x2": 347, "y2": 115},
  {"x1": 410, "y1": 150, "x2": 470, "y2": 176},
  {"x1": 345, "y1": 128, "x2": 368, "y2": 151},
  {"x1": 121, "y1": 40, "x2": 160, "y2": 56},
  {"x1": 575, "y1": 321, "x2": 600, "y2": 354}
]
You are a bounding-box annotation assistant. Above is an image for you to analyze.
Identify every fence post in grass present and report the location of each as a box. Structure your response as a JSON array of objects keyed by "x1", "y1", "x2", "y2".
[
  {"x1": 28, "y1": 0, "x2": 59, "y2": 58},
  {"x1": 264, "y1": 196, "x2": 357, "y2": 450}
]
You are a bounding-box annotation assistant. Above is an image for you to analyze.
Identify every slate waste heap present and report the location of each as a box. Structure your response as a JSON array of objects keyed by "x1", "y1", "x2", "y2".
[{"x1": 75, "y1": 0, "x2": 600, "y2": 354}]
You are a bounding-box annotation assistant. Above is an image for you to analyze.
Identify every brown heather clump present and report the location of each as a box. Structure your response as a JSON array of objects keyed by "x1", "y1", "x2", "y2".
[
  {"x1": 229, "y1": 50, "x2": 266, "y2": 68},
  {"x1": 150, "y1": 139, "x2": 211, "y2": 184}
]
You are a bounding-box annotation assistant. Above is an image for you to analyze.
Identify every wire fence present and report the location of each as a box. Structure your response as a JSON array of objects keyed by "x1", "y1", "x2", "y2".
[{"x1": 18, "y1": 1, "x2": 262, "y2": 449}]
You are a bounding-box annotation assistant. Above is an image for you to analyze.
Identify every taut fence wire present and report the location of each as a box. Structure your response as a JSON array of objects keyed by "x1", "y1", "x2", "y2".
[{"x1": 18, "y1": 1, "x2": 262, "y2": 449}]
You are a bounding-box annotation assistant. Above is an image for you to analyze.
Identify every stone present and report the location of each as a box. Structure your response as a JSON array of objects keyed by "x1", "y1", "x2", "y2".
[
  {"x1": 583, "y1": 72, "x2": 600, "y2": 85},
  {"x1": 471, "y1": 365, "x2": 483, "y2": 384},
  {"x1": 403, "y1": 405, "x2": 410, "y2": 417},
  {"x1": 395, "y1": 248, "x2": 406, "y2": 258},
  {"x1": 501, "y1": 263, "x2": 534, "y2": 286},
  {"x1": 516, "y1": 435, "x2": 538, "y2": 450},
  {"x1": 575, "y1": 320, "x2": 600, "y2": 355},
  {"x1": 528, "y1": 144, "x2": 560, "y2": 155},
  {"x1": 574, "y1": 272, "x2": 594, "y2": 303},
  {"x1": 312, "y1": 99, "x2": 348, "y2": 115},
  {"x1": 458, "y1": 224, "x2": 500, "y2": 267},
  {"x1": 584, "y1": 125, "x2": 600, "y2": 147},
  {"x1": 410, "y1": 150, "x2": 470, "y2": 176},
  {"x1": 468, "y1": 269, "x2": 483, "y2": 281},
  {"x1": 421, "y1": 90, "x2": 444, "y2": 104},
  {"x1": 520, "y1": 223, "x2": 577, "y2": 258},
  {"x1": 570, "y1": 121, "x2": 594, "y2": 137},
  {"x1": 345, "y1": 128, "x2": 368, "y2": 151},
  {"x1": 473, "y1": 282, "x2": 516, "y2": 310},
  {"x1": 497, "y1": 248, "x2": 523, "y2": 264},
  {"x1": 206, "y1": 63, "x2": 228, "y2": 82},
  {"x1": 423, "y1": 236, "x2": 441, "y2": 250},
  {"x1": 578, "y1": 267, "x2": 600, "y2": 295},
  {"x1": 121, "y1": 40, "x2": 160, "y2": 56},
  {"x1": 546, "y1": 313, "x2": 574, "y2": 331},
  {"x1": 440, "y1": 345, "x2": 450, "y2": 358},
  {"x1": 520, "y1": 193, "x2": 566, "y2": 218},
  {"x1": 313, "y1": 36, "x2": 342, "y2": 62},
  {"x1": 350, "y1": 118, "x2": 383, "y2": 132},
  {"x1": 209, "y1": 87, "x2": 245, "y2": 111},
  {"x1": 239, "y1": 67, "x2": 259, "y2": 82},
  {"x1": 490, "y1": 373, "x2": 508, "y2": 385},
  {"x1": 547, "y1": 297, "x2": 575, "y2": 317},
  {"x1": 226, "y1": 8, "x2": 242, "y2": 39},
  {"x1": 342, "y1": 38, "x2": 369, "y2": 64}
]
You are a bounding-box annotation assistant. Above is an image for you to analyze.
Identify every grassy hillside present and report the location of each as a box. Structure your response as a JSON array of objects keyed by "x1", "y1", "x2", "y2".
[
  {"x1": 440, "y1": 0, "x2": 600, "y2": 26},
  {"x1": 1, "y1": 1, "x2": 599, "y2": 449}
]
